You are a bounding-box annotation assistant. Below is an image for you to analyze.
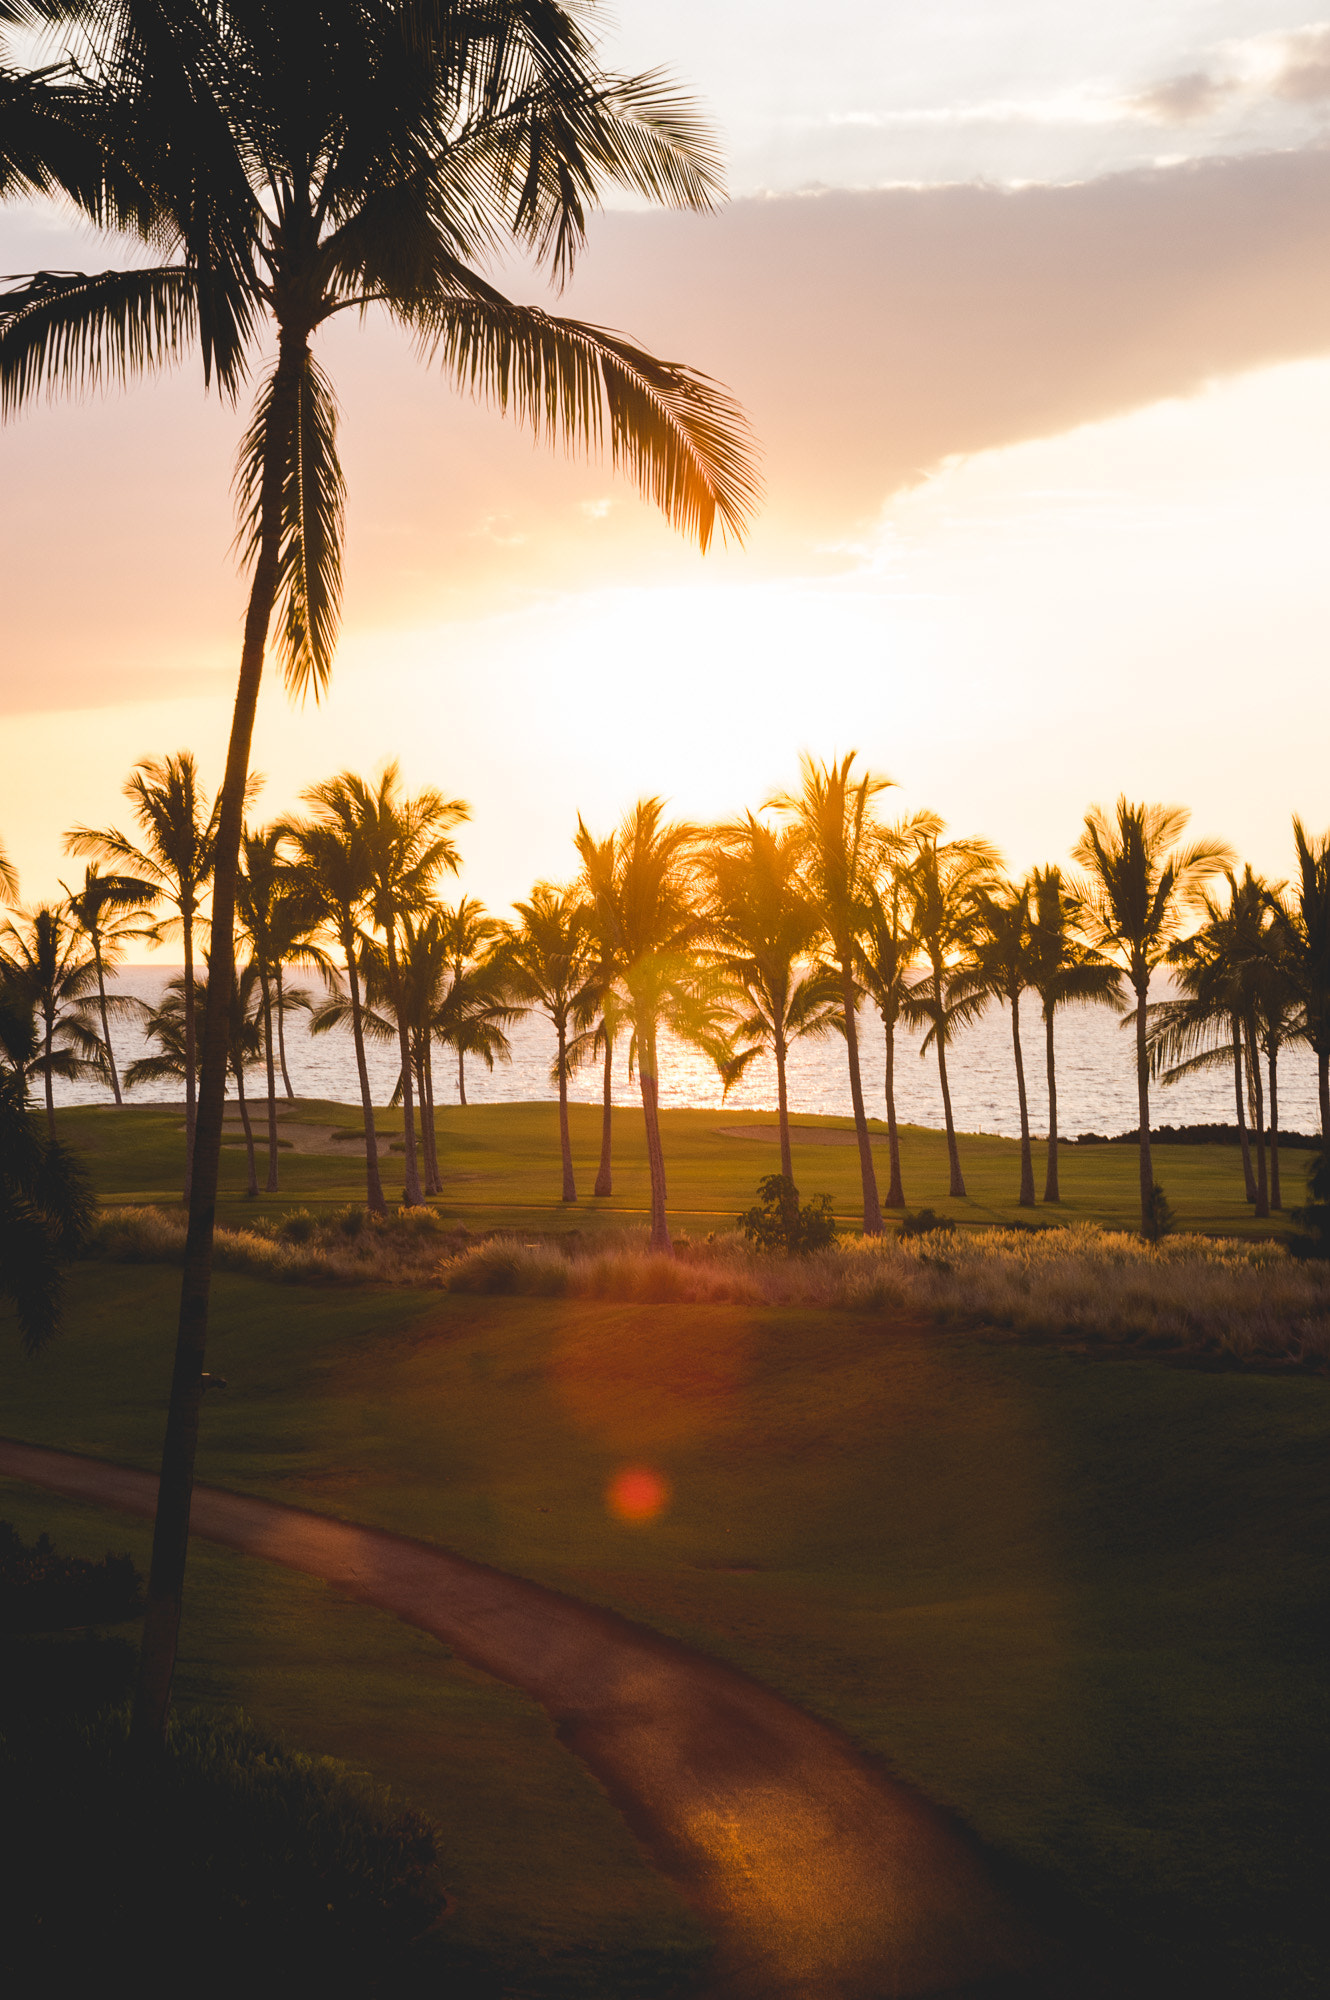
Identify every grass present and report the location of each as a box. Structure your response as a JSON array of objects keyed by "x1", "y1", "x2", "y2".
[
  {"x1": 53, "y1": 1096, "x2": 1315, "y2": 1241},
  {"x1": 2, "y1": 1264, "x2": 1327, "y2": 1997}
]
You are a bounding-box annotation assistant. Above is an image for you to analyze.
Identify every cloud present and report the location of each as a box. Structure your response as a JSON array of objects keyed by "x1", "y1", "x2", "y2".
[
  {"x1": 1131, "y1": 22, "x2": 1330, "y2": 126},
  {"x1": 1272, "y1": 25, "x2": 1330, "y2": 103},
  {"x1": 3, "y1": 145, "x2": 1330, "y2": 714}
]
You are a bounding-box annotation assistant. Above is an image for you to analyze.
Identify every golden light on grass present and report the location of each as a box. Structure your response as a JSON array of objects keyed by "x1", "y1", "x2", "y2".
[{"x1": 606, "y1": 1465, "x2": 672, "y2": 1525}]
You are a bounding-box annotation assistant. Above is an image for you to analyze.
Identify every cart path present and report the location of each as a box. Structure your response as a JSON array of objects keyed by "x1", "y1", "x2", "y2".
[{"x1": 1, "y1": 1437, "x2": 1059, "y2": 2000}]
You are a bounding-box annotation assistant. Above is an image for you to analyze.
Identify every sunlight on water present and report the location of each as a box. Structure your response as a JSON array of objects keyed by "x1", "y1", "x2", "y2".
[{"x1": 54, "y1": 968, "x2": 1324, "y2": 1140}]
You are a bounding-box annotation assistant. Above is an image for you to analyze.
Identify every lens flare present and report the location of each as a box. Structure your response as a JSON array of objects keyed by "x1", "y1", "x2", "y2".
[{"x1": 607, "y1": 1464, "x2": 671, "y2": 1524}]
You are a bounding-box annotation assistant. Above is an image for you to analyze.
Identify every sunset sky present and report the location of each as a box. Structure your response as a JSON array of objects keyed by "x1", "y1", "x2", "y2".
[{"x1": 3, "y1": 1, "x2": 1330, "y2": 923}]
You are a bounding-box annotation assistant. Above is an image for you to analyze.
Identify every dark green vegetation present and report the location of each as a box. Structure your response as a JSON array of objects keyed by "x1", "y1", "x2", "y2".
[
  {"x1": 55, "y1": 1095, "x2": 1315, "y2": 1241},
  {"x1": 3, "y1": 1260, "x2": 1326, "y2": 1998}
]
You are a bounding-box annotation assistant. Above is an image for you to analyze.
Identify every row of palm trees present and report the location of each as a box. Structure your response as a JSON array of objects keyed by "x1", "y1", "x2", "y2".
[{"x1": 6, "y1": 754, "x2": 1329, "y2": 1242}]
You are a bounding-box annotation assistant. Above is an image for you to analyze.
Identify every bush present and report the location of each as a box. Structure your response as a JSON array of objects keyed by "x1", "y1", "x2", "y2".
[
  {"x1": 898, "y1": 1208, "x2": 955, "y2": 1241},
  {"x1": 737, "y1": 1174, "x2": 838, "y2": 1255},
  {"x1": 1, "y1": 1706, "x2": 447, "y2": 1998},
  {"x1": 1288, "y1": 1150, "x2": 1330, "y2": 1260},
  {"x1": 0, "y1": 1521, "x2": 142, "y2": 1634},
  {"x1": 1142, "y1": 1182, "x2": 1176, "y2": 1243}
]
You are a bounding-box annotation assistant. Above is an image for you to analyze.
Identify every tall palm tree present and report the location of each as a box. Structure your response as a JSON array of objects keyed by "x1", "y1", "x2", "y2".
[
  {"x1": 394, "y1": 909, "x2": 453, "y2": 1195},
  {"x1": 571, "y1": 827, "x2": 630, "y2": 1198},
  {"x1": 1025, "y1": 867, "x2": 1123, "y2": 1202},
  {"x1": 4, "y1": 2, "x2": 756, "y2": 1744},
  {"x1": 237, "y1": 823, "x2": 320, "y2": 1191},
  {"x1": 127, "y1": 966, "x2": 265, "y2": 1198},
  {"x1": 66, "y1": 753, "x2": 217, "y2": 1193},
  {"x1": 433, "y1": 898, "x2": 513, "y2": 1107},
  {"x1": 1072, "y1": 798, "x2": 1231, "y2": 1233},
  {"x1": 284, "y1": 813, "x2": 386, "y2": 1214},
  {"x1": 59, "y1": 862, "x2": 159, "y2": 1106},
  {"x1": 770, "y1": 755, "x2": 894, "y2": 1235},
  {"x1": 901, "y1": 835, "x2": 1003, "y2": 1199},
  {"x1": 1269, "y1": 818, "x2": 1330, "y2": 1142},
  {"x1": 703, "y1": 814, "x2": 839, "y2": 1187},
  {"x1": 305, "y1": 767, "x2": 465, "y2": 1206},
  {"x1": 577, "y1": 800, "x2": 715, "y2": 1251},
  {"x1": 857, "y1": 813, "x2": 944, "y2": 1210},
  {"x1": 0, "y1": 904, "x2": 106, "y2": 1135},
  {"x1": 951, "y1": 882, "x2": 1039, "y2": 1207},
  {"x1": 502, "y1": 885, "x2": 596, "y2": 1203}
]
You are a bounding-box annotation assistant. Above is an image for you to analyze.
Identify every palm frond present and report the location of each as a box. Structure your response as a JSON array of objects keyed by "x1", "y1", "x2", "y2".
[
  {"x1": 0, "y1": 263, "x2": 207, "y2": 415},
  {"x1": 234, "y1": 349, "x2": 346, "y2": 696},
  {"x1": 412, "y1": 293, "x2": 758, "y2": 550}
]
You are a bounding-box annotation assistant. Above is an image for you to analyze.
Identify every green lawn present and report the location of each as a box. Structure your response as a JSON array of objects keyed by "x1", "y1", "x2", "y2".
[
  {"x1": 55, "y1": 1096, "x2": 1309, "y2": 1240},
  {"x1": 3, "y1": 1263, "x2": 1326, "y2": 1996}
]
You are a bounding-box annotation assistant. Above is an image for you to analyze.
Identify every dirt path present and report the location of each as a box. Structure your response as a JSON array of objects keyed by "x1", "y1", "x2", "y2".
[{"x1": 1, "y1": 1437, "x2": 1063, "y2": 1999}]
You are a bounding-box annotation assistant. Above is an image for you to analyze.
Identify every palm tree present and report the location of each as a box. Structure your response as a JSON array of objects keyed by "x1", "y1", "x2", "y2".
[
  {"x1": 284, "y1": 813, "x2": 386, "y2": 1215},
  {"x1": 770, "y1": 755, "x2": 894, "y2": 1234},
  {"x1": 432, "y1": 899, "x2": 514, "y2": 1107},
  {"x1": 502, "y1": 886, "x2": 596, "y2": 1203},
  {"x1": 1269, "y1": 818, "x2": 1330, "y2": 1142},
  {"x1": 901, "y1": 835, "x2": 1003, "y2": 1199},
  {"x1": 0, "y1": 904, "x2": 107, "y2": 1135},
  {"x1": 1026, "y1": 867, "x2": 1123, "y2": 1202},
  {"x1": 858, "y1": 814, "x2": 944, "y2": 1210},
  {"x1": 59, "y1": 862, "x2": 159, "y2": 1106},
  {"x1": 571, "y1": 827, "x2": 629, "y2": 1198},
  {"x1": 703, "y1": 814, "x2": 839, "y2": 1187},
  {"x1": 66, "y1": 754, "x2": 216, "y2": 1193},
  {"x1": 1072, "y1": 798, "x2": 1231, "y2": 1233},
  {"x1": 128, "y1": 966, "x2": 265, "y2": 1198},
  {"x1": 237, "y1": 824, "x2": 321, "y2": 1192},
  {"x1": 577, "y1": 800, "x2": 715, "y2": 1251},
  {"x1": 305, "y1": 767, "x2": 465, "y2": 1206},
  {"x1": 0, "y1": 837, "x2": 16, "y2": 902},
  {"x1": 394, "y1": 909, "x2": 453, "y2": 1195},
  {"x1": 5, "y1": 2, "x2": 756, "y2": 1744},
  {"x1": 951, "y1": 882, "x2": 1039, "y2": 1208}
]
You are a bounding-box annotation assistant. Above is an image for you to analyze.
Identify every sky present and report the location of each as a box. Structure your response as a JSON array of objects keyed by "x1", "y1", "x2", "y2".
[{"x1": 3, "y1": 1, "x2": 1330, "y2": 925}]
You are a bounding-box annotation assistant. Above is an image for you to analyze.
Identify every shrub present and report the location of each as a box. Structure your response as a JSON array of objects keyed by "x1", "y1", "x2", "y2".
[
  {"x1": 0, "y1": 1521, "x2": 143, "y2": 1634},
  {"x1": 1289, "y1": 1151, "x2": 1330, "y2": 1261},
  {"x1": 1141, "y1": 1182, "x2": 1176, "y2": 1243},
  {"x1": 898, "y1": 1208, "x2": 955, "y2": 1241},
  {"x1": 1, "y1": 1707, "x2": 447, "y2": 1998},
  {"x1": 278, "y1": 1207, "x2": 319, "y2": 1244},
  {"x1": 737, "y1": 1174, "x2": 838, "y2": 1255}
]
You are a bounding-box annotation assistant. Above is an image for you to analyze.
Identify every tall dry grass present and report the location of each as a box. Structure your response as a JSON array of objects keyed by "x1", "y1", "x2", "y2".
[{"x1": 87, "y1": 1207, "x2": 1330, "y2": 1365}]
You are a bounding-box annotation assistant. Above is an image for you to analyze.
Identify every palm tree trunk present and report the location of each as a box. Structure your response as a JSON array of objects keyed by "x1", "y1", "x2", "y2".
[
  {"x1": 1232, "y1": 1014, "x2": 1256, "y2": 1202},
  {"x1": 883, "y1": 1011, "x2": 904, "y2": 1209},
  {"x1": 935, "y1": 1034, "x2": 965, "y2": 1197},
  {"x1": 457, "y1": 1045, "x2": 467, "y2": 1107},
  {"x1": 775, "y1": 1029, "x2": 794, "y2": 1187},
  {"x1": 259, "y1": 960, "x2": 279, "y2": 1194},
  {"x1": 132, "y1": 325, "x2": 305, "y2": 1751},
  {"x1": 234, "y1": 1058, "x2": 258, "y2": 1198},
  {"x1": 274, "y1": 962, "x2": 296, "y2": 1100},
  {"x1": 557, "y1": 1017, "x2": 576, "y2": 1202},
  {"x1": 594, "y1": 1024, "x2": 613, "y2": 1196},
  {"x1": 418, "y1": 1039, "x2": 441, "y2": 1195},
  {"x1": 181, "y1": 894, "x2": 196, "y2": 1204},
  {"x1": 1043, "y1": 1005, "x2": 1060, "y2": 1203},
  {"x1": 1011, "y1": 990, "x2": 1034, "y2": 1207},
  {"x1": 840, "y1": 963, "x2": 882, "y2": 1233},
  {"x1": 638, "y1": 1022, "x2": 671, "y2": 1251},
  {"x1": 1319, "y1": 1048, "x2": 1329, "y2": 1144},
  {"x1": 42, "y1": 1009, "x2": 55, "y2": 1138},
  {"x1": 342, "y1": 927, "x2": 386, "y2": 1216},
  {"x1": 1268, "y1": 1043, "x2": 1282, "y2": 1211},
  {"x1": 93, "y1": 936, "x2": 122, "y2": 1106},
  {"x1": 1134, "y1": 975, "x2": 1154, "y2": 1232},
  {"x1": 1247, "y1": 1025, "x2": 1269, "y2": 1218},
  {"x1": 426, "y1": 1040, "x2": 442, "y2": 1194},
  {"x1": 386, "y1": 923, "x2": 424, "y2": 1206}
]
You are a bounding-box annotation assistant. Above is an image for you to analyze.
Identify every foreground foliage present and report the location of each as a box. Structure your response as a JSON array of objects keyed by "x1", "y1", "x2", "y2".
[{"x1": 86, "y1": 1204, "x2": 1330, "y2": 1364}]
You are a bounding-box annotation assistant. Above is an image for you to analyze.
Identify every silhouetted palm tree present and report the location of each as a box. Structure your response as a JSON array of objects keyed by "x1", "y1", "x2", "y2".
[
  {"x1": 4, "y1": 1, "x2": 756, "y2": 1744},
  {"x1": 285, "y1": 813, "x2": 386, "y2": 1214},
  {"x1": 577, "y1": 800, "x2": 717, "y2": 1251},
  {"x1": 502, "y1": 885, "x2": 596, "y2": 1203},
  {"x1": 0, "y1": 837, "x2": 16, "y2": 902},
  {"x1": 1072, "y1": 798, "x2": 1231, "y2": 1232},
  {"x1": 432, "y1": 899, "x2": 514, "y2": 1107},
  {"x1": 1025, "y1": 867, "x2": 1123, "y2": 1202},
  {"x1": 858, "y1": 814, "x2": 943, "y2": 1210},
  {"x1": 1269, "y1": 818, "x2": 1330, "y2": 1142},
  {"x1": 66, "y1": 754, "x2": 217, "y2": 1190},
  {"x1": 128, "y1": 966, "x2": 265, "y2": 1197},
  {"x1": 59, "y1": 862, "x2": 158, "y2": 1106},
  {"x1": 901, "y1": 835, "x2": 1002, "y2": 1199},
  {"x1": 770, "y1": 755, "x2": 894, "y2": 1234},
  {"x1": 0, "y1": 904, "x2": 106, "y2": 1134},
  {"x1": 571, "y1": 827, "x2": 628, "y2": 1198},
  {"x1": 237, "y1": 825, "x2": 321, "y2": 1189},
  {"x1": 952, "y1": 882, "x2": 1039, "y2": 1207},
  {"x1": 703, "y1": 814, "x2": 839, "y2": 1186}
]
